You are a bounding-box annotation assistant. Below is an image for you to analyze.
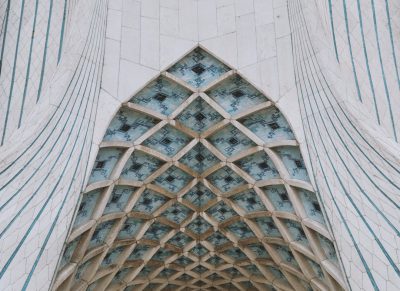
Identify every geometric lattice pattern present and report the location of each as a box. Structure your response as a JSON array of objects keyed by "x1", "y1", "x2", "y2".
[{"x1": 53, "y1": 47, "x2": 345, "y2": 291}]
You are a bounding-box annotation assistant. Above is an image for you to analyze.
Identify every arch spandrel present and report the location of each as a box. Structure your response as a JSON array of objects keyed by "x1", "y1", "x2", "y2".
[{"x1": 53, "y1": 47, "x2": 345, "y2": 291}]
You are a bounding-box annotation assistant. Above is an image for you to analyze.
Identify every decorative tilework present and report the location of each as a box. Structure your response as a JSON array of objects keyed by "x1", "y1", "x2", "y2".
[
  {"x1": 275, "y1": 146, "x2": 309, "y2": 181},
  {"x1": 104, "y1": 108, "x2": 159, "y2": 142},
  {"x1": 143, "y1": 222, "x2": 172, "y2": 240},
  {"x1": 89, "y1": 148, "x2": 124, "y2": 183},
  {"x1": 153, "y1": 166, "x2": 192, "y2": 193},
  {"x1": 235, "y1": 150, "x2": 280, "y2": 181},
  {"x1": 121, "y1": 151, "x2": 164, "y2": 181},
  {"x1": 130, "y1": 76, "x2": 191, "y2": 115},
  {"x1": 232, "y1": 189, "x2": 266, "y2": 212},
  {"x1": 56, "y1": 47, "x2": 343, "y2": 290},
  {"x1": 161, "y1": 203, "x2": 192, "y2": 224},
  {"x1": 208, "y1": 124, "x2": 255, "y2": 157},
  {"x1": 143, "y1": 125, "x2": 191, "y2": 157},
  {"x1": 183, "y1": 183, "x2": 216, "y2": 208},
  {"x1": 132, "y1": 189, "x2": 167, "y2": 214},
  {"x1": 167, "y1": 48, "x2": 230, "y2": 88},
  {"x1": 179, "y1": 143, "x2": 219, "y2": 174},
  {"x1": 206, "y1": 201, "x2": 237, "y2": 222},
  {"x1": 177, "y1": 97, "x2": 224, "y2": 133},
  {"x1": 104, "y1": 186, "x2": 136, "y2": 214},
  {"x1": 262, "y1": 185, "x2": 294, "y2": 213},
  {"x1": 74, "y1": 189, "x2": 101, "y2": 227},
  {"x1": 226, "y1": 221, "x2": 255, "y2": 239},
  {"x1": 207, "y1": 166, "x2": 246, "y2": 192},
  {"x1": 240, "y1": 107, "x2": 295, "y2": 142},
  {"x1": 117, "y1": 218, "x2": 143, "y2": 240},
  {"x1": 206, "y1": 75, "x2": 268, "y2": 114},
  {"x1": 187, "y1": 216, "x2": 211, "y2": 235}
]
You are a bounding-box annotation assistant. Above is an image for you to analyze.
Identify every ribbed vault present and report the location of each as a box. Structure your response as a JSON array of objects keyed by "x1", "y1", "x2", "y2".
[{"x1": 53, "y1": 47, "x2": 345, "y2": 291}]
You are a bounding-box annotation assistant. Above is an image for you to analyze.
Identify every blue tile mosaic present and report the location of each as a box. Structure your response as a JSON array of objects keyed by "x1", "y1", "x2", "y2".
[
  {"x1": 168, "y1": 232, "x2": 192, "y2": 248},
  {"x1": 267, "y1": 266, "x2": 285, "y2": 280},
  {"x1": 89, "y1": 148, "x2": 124, "y2": 183},
  {"x1": 244, "y1": 264, "x2": 262, "y2": 275},
  {"x1": 224, "y1": 267, "x2": 241, "y2": 277},
  {"x1": 253, "y1": 217, "x2": 282, "y2": 237},
  {"x1": 117, "y1": 218, "x2": 143, "y2": 240},
  {"x1": 235, "y1": 150, "x2": 280, "y2": 181},
  {"x1": 60, "y1": 238, "x2": 79, "y2": 269},
  {"x1": 206, "y1": 201, "x2": 237, "y2": 222},
  {"x1": 208, "y1": 124, "x2": 255, "y2": 157},
  {"x1": 192, "y1": 265, "x2": 208, "y2": 274},
  {"x1": 161, "y1": 203, "x2": 192, "y2": 224},
  {"x1": 153, "y1": 166, "x2": 192, "y2": 193},
  {"x1": 130, "y1": 76, "x2": 191, "y2": 115},
  {"x1": 190, "y1": 244, "x2": 209, "y2": 257},
  {"x1": 183, "y1": 183, "x2": 216, "y2": 208},
  {"x1": 104, "y1": 186, "x2": 136, "y2": 214},
  {"x1": 275, "y1": 146, "x2": 309, "y2": 181},
  {"x1": 206, "y1": 256, "x2": 225, "y2": 266},
  {"x1": 317, "y1": 233, "x2": 339, "y2": 263},
  {"x1": 152, "y1": 248, "x2": 174, "y2": 261},
  {"x1": 175, "y1": 256, "x2": 193, "y2": 267},
  {"x1": 232, "y1": 189, "x2": 266, "y2": 212},
  {"x1": 224, "y1": 248, "x2": 247, "y2": 261},
  {"x1": 120, "y1": 151, "x2": 164, "y2": 181},
  {"x1": 262, "y1": 185, "x2": 294, "y2": 213},
  {"x1": 75, "y1": 258, "x2": 92, "y2": 280},
  {"x1": 143, "y1": 222, "x2": 172, "y2": 240},
  {"x1": 207, "y1": 166, "x2": 246, "y2": 192},
  {"x1": 284, "y1": 219, "x2": 309, "y2": 247},
  {"x1": 127, "y1": 244, "x2": 150, "y2": 261},
  {"x1": 104, "y1": 108, "x2": 159, "y2": 142},
  {"x1": 206, "y1": 231, "x2": 229, "y2": 246},
  {"x1": 143, "y1": 125, "x2": 191, "y2": 157},
  {"x1": 226, "y1": 221, "x2": 255, "y2": 239},
  {"x1": 298, "y1": 188, "x2": 325, "y2": 224},
  {"x1": 89, "y1": 220, "x2": 115, "y2": 249},
  {"x1": 74, "y1": 189, "x2": 101, "y2": 228},
  {"x1": 206, "y1": 75, "x2": 268, "y2": 114},
  {"x1": 240, "y1": 107, "x2": 295, "y2": 142},
  {"x1": 179, "y1": 143, "x2": 220, "y2": 174},
  {"x1": 177, "y1": 97, "x2": 224, "y2": 133},
  {"x1": 247, "y1": 243, "x2": 271, "y2": 259},
  {"x1": 167, "y1": 48, "x2": 230, "y2": 88},
  {"x1": 308, "y1": 258, "x2": 325, "y2": 279},
  {"x1": 187, "y1": 216, "x2": 212, "y2": 235},
  {"x1": 158, "y1": 268, "x2": 177, "y2": 278},
  {"x1": 274, "y1": 245, "x2": 299, "y2": 269},
  {"x1": 138, "y1": 265, "x2": 154, "y2": 277},
  {"x1": 177, "y1": 273, "x2": 193, "y2": 282},
  {"x1": 100, "y1": 246, "x2": 125, "y2": 267},
  {"x1": 207, "y1": 273, "x2": 224, "y2": 280},
  {"x1": 112, "y1": 268, "x2": 131, "y2": 284},
  {"x1": 132, "y1": 189, "x2": 167, "y2": 214}
]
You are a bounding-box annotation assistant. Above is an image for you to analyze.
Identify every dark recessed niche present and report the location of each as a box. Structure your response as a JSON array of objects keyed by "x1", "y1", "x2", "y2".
[
  {"x1": 130, "y1": 163, "x2": 142, "y2": 171},
  {"x1": 268, "y1": 122, "x2": 280, "y2": 130},
  {"x1": 280, "y1": 193, "x2": 289, "y2": 202},
  {"x1": 228, "y1": 137, "x2": 239, "y2": 145},
  {"x1": 194, "y1": 112, "x2": 206, "y2": 121},
  {"x1": 224, "y1": 176, "x2": 233, "y2": 183},
  {"x1": 195, "y1": 154, "x2": 205, "y2": 162},
  {"x1": 295, "y1": 160, "x2": 304, "y2": 169},
  {"x1": 95, "y1": 161, "x2": 106, "y2": 169},
  {"x1": 258, "y1": 162, "x2": 270, "y2": 170},
  {"x1": 161, "y1": 138, "x2": 172, "y2": 145},
  {"x1": 166, "y1": 175, "x2": 175, "y2": 182},
  {"x1": 313, "y1": 202, "x2": 321, "y2": 212}
]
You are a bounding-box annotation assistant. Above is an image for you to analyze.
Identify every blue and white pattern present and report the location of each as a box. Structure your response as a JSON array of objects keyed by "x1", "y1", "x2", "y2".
[
  {"x1": 206, "y1": 75, "x2": 268, "y2": 114},
  {"x1": 55, "y1": 47, "x2": 343, "y2": 290},
  {"x1": 168, "y1": 48, "x2": 230, "y2": 88},
  {"x1": 131, "y1": 76, "x2": 191, "y2": 115}
]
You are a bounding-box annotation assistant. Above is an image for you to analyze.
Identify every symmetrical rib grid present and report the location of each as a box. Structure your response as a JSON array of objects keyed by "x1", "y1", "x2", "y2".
[{"x1": 53, "y1": 48, "x2": 345, "y2": 291}]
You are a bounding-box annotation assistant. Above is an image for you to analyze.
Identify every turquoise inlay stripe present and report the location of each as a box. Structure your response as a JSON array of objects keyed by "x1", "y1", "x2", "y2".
[
  {"x1": 384, "y1": 0, "x2": 400, "y2": 90},
  {"x1": 342, "y1": 0, "x2": 362, "y2": 102},
  {"x1": 327, "y1": 0, "x2": 339, "y2": 61},
  {"x1": 22, "y1": 6, "x2": 107, "y2": 288},
  {"x1": 294, "y1": 0, "x2": 400, "y2": 277},
  {"x1": 369, "y1": 0, "x2": 397, "y2": 141},
  {"x1": 1, "y1": 0, "x2": 27, "y2": 145},
  {"x1": 36, "y1": 0, "x2": 55, "y2": 102},
  {"x1": 355, "y1": 0, "x2": 380, "y2": 123},
  {"x1": 0, "y1": 0, "x2": 11, "y2": 77},
  {"x1": 57, "y1": 0, "x2": 68, "y2": 63},
  {"x1": 0, "y1": 3, "x2": 105, "y2": 280},
  {"x1": 289, "y1": 5, "x2": 379, "y2": 288},
  {"x1": 19, "y1": 0, "x2": 40, "y2": 128}
]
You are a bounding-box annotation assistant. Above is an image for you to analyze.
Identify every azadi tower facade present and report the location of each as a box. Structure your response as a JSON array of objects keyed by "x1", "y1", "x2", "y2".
[{"x1": 0, "y1": 0, "x2": 399, "y2": 290}]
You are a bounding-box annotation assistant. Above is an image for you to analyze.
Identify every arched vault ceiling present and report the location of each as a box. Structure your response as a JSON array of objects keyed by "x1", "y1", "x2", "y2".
[{"x1": 53, "y1": 47, "x2": 345, "y2": 291}]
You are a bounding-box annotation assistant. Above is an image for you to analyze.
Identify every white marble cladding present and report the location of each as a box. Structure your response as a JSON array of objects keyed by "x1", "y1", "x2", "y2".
[{"x1": 0, "y1": 0, "x2": 399, "y2": 290}]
